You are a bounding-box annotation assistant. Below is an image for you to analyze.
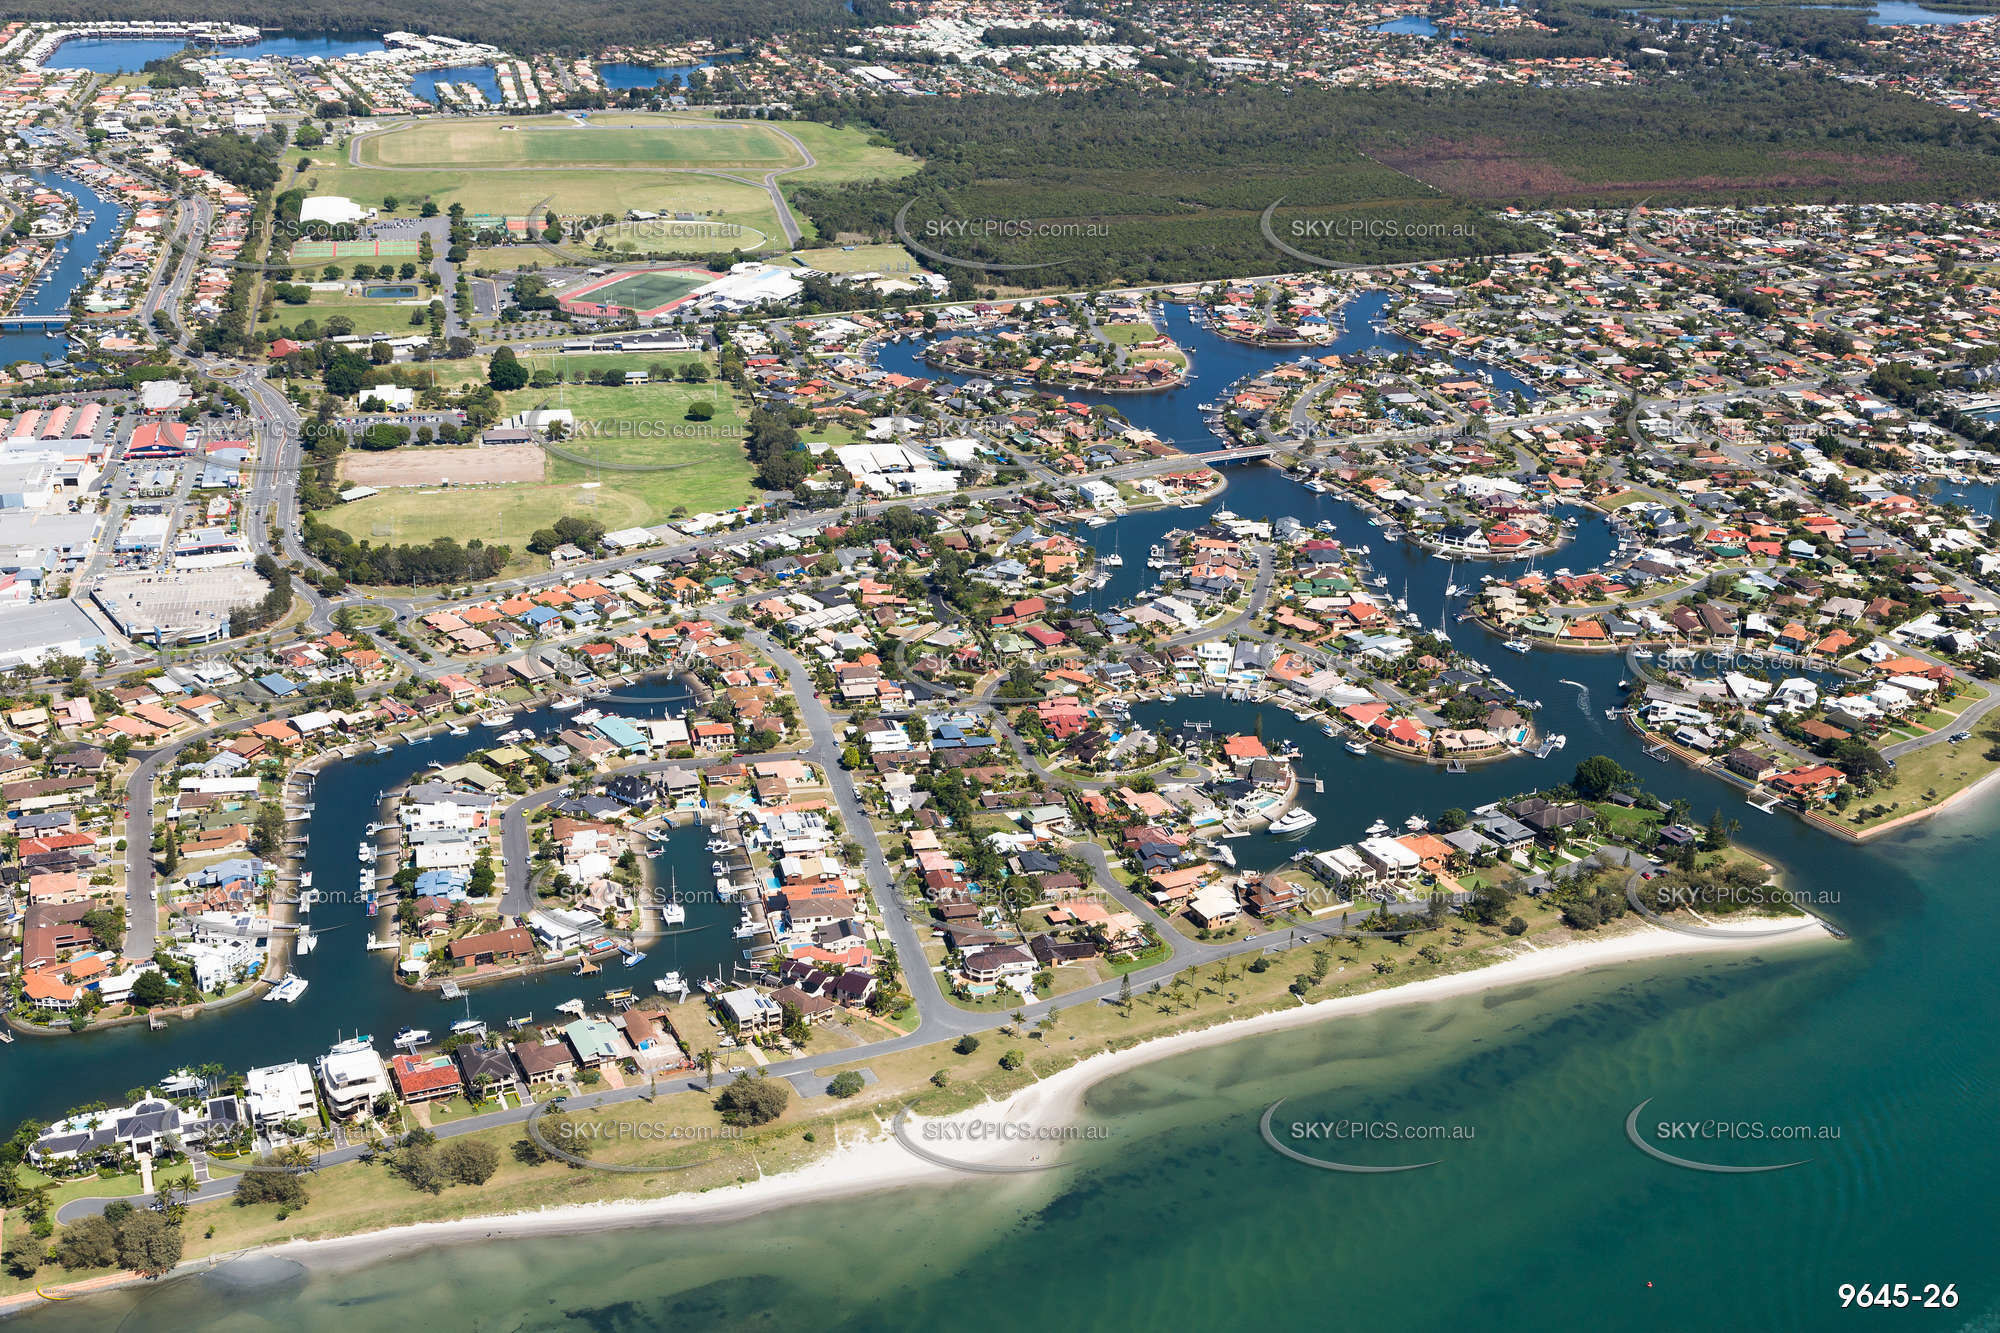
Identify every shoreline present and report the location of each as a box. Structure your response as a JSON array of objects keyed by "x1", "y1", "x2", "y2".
[
  {"x1": 7, "y1": 916, "x2": 1833, "y2": 1309},
  {"x1": 1852, "y1": 760, "x2": 2000, "y2": 841}
]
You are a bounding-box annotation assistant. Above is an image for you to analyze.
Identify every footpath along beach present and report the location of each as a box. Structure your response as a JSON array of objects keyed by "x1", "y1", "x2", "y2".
[{"x1": 4, "y1": 913, "x2": 1834, "y2": 1312}]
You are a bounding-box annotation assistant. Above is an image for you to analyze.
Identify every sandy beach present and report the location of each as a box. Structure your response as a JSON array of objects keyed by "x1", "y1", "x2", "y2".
[
  {"x1": 0, "y1": 916, "x2": 1836, "y2": 1316},
  {"x1": 238, "y1": 916, "x2": 1834, "y2": 1277}
]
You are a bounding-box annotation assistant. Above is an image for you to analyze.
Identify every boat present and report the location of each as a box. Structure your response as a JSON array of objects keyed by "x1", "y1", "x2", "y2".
[
  {"x1": 394, "y1": 1027, "x2": 431, "y2": 1049},
  {"x1": 480, "y1": 713, "x2": 515, "y2": 728},
  {"x1": 328, "y1": 1035, "x2": 374, "y2": 1054},
  {"x1": 1210, "y1": 841, "x2": 1237, "y2": 868},
  {"x1": 506, "y1": 1015, "x2": 533, "y2": 1029},
  {"x1": 1504, "y1": 638, "x2": 1532, "y2": 654},
  {"x1": 1101, "y1": 552, "x2": 1125, "y2": 567},
  {"x1": 299, "y1": 889, "x2": 315, "y2": 914},
  {"x1": 556, "y1": 998, "x2": 586, "y2": 1017},
  {"x1": 1268, "y1": 807, "x2": 1318, "y2": 835},
  {"x1": 1303, "y1": 479, "x2": 1328, "y2": 494},
  {"x1": 265, "y1": 976, "x2": 309, "y2": 1003},
  {"x1": 1365, "y1": 818, "x2": 1391, "y2": 836},
  {"x1": 663, "y1": 902, "x2": 686, "y2": 926},
  {"x1": 622, "y1": 948, "x2": 646, "y2": 968},
  {"x1": 358, "y1": 841, "x2": 374, "y2": 862},
  {"x1": 603, "y1": 988, "x2": 634, "y2": 1004},
  {"x1": 551, "y1": 694, "x2": 585, "y2": 711},
  {"x1": 296, "y1": 927, "x2": 317, "y2": 955},
  {"x1": 574, "y1": 708, "x2": 605, "y2": 726},
  {"x1": 447, "y1": 725, "x2": 469, "y2": 736},
  {"x1": 1345, "y1": 738, "x2": 1370, "y2": 755},
  {"x1": 1404, "y1": 814, "x2": 1429, "y2": 831},
  {"x1": 654, "y1": 971, "x2": 690, "y2": 999},
  {"x1": 450, "y1": 1018, "x2": 487, "y2": 1037}
]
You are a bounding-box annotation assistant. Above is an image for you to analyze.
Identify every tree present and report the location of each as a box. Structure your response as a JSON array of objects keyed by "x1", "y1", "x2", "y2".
[
  {"x1": 695, "y1": 1048, "x2": 717, "y2": 1088},
  {"x1": 54, "y1": 1216, "x2": 118, "y2": 1270},
  {"x1": 235, "y1": 1165, "x2": 308, "y2": 1209},
  {"x1": 130, "y1": 970, "x2": 173, "y2": 1009},
  {"x1": 1571, "y1": 754, "x2": 1633, "y2": 800},
  {"x1": 115, "y1": 1210, "x2": 183, "y2": 1277},
  {"x1": 999, "y1": 1049, "x2": 1025, "y2": 1071},
  {"x1": 1702, "y1": 808, "x2": 1732, "y2": 851},
  {"x1": 438, "y1": 1138, "x2": 499, "y2": 1186},
  {"x1": 386, "y1": 1142, "x2": 445, "y2": 1194},
  {"x1": 953, "y1": 1035, "x2": 981, "y2": 1055},
  {"x1": 487, "y1": 346, "x2": 528, "y2": 392},
  {"x1": 714, "y1": 1072, "x2": 789, "y2": 1127},
  {"x1": 827, "y1": 1070, "x2": 865, "y2": 1099}
]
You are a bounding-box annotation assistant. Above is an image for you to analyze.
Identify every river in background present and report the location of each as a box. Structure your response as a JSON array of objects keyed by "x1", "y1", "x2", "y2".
[
  {"x1": 11, "y1": 282, "x2": 2000, "y2": 1330},
  {"x1": 41, "y1": 32, "x2": 388, "y2": 73}
]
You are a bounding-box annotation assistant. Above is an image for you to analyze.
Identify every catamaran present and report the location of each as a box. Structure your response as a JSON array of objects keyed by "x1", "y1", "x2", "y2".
[{"x1": 265, "y1": 976, "x2": 309, "y2": 1003}]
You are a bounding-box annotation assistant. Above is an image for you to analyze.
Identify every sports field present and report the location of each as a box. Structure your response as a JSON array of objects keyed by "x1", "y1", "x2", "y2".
[
  {"x1": 291, "y1": 238, "x2": 422, "y2": 262},
  {"x1": 321, "y1": 367, "x2": 758, "y2": 564},
  {"x1": 356, "y1": 116, "x2": 804, "y2": 170},
  {"x1": 780, "y1": 243, "x2": 921, "y2": 274},
  {"x1": 564, "y1": 267, "x2": 714, "y2": 315},
  {"x1": 259, "y1": 292, "x2": 435, "y2": 338}
]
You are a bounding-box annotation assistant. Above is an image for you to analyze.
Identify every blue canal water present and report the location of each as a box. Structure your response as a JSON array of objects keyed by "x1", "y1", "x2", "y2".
[
  {"x1": 0, "y1": 680, "x2": 743, "y2": 1133},
  {"x1": 1372, "y1": 15, "x2": 1442, "y2": 35},
  {"x1": 407, "y1": 65, "x2": 504, "y2": 106},
  {"x1": 41, "y1": 31, "x2": 387, "y2": 73},
  {"x1": 596, "y1": 59, "x2": 719, "y2": 90},
  {"x1": 875, "y1": 295, "x2": 1537, "y2": 454},
  {"x1": 0, "y1": 169, "x2": 127, "y2": 368}
]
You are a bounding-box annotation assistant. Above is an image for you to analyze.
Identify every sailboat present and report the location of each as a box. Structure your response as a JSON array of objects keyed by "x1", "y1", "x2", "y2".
[
  {"x1": 1101, "y1": 527, "x2": 1124, "y2": 568},
  {"x1": 662, "y1": 867, "x2": 686, "y2": 926}
]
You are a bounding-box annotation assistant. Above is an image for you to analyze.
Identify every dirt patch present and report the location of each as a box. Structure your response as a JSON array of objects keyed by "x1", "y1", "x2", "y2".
[
  {"x1": 340, "y1": 445, "x2": 547, "y2": 488},
  {"x1": 1377, "y1": 141, "x2": 1925, "y2": 202}
]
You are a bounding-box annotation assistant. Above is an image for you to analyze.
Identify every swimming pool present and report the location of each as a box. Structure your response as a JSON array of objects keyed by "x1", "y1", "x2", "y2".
[{"x1": 361, "y1": 284, "x2": 419, "y2": 299}]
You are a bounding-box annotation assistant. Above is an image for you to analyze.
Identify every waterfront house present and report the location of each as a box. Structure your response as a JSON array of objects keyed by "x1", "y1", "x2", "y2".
[{"x1": 390, "y1": 1052, "x2": 463, "y2": 1104}]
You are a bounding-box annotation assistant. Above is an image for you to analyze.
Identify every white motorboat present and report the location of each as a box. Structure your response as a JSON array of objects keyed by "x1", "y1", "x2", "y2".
[
  {"x1": 654, "y1": 971, "x2": 690, "y2": 999},
  {"x1": 448, "y1": 724, "x2": 470, "y2": 736},
  {"x1": 394, "y1": 1027, "x2": 431, "y2": 1049},
  {"x1": 450, "y1": 1018, "x2": 487, "y2": 1037},
  {"x1": 1504, "y1": 638, "x2": 1532, "y2": 653},
  {"x1": 551, "y1": 694, "x2": 585, "y2": 711},
  {"x1": 329, "y1": 1035, "x2": 374, "y2": 1054},
  {"x1": 1345, "y1": 738, "x2": 1369, "y2": 755},
  {"x1": 556, "y1": 998, "x2": 587, "y2": 1017},
  {"x1": 481, "y1": 713, "x2": 515, "y2": 727},
  {"x1": 1365, "y1": 818, "x2": 1391, "y2": 836},
  {"x1": 1404, "y1": 814, "x2": 1429, "y2": 831},
  {"x1": 1268, "y1": 807, "x2": 1318, "y2": 835}
]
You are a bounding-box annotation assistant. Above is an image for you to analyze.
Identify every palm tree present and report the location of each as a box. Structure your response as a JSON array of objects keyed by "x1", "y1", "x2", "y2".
[{"x1": 696, "y1": 1048, "x2": 716, "y2": 1089}]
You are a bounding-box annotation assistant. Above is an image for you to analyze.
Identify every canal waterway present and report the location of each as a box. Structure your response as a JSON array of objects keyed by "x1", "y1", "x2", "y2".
[
  {"x1": 0, "y1": 168, "x2": 126, "y2": 368},
  {"x1": 13, "y1": 230, "x2": 2000, "y2": 1333}
]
